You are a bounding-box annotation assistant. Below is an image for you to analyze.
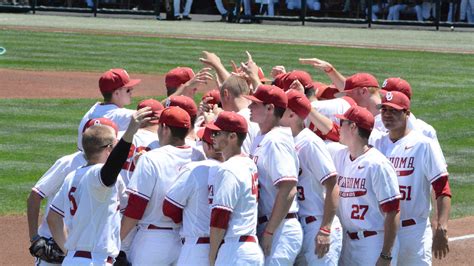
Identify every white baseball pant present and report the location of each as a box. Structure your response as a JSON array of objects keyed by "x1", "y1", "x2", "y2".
[
  {"x1": 61, "y1": 251, "x2": 113, "y2": 266},
  {"x1": 397, "y1": 217, "x2": 432, "y2": 266},
  {"x1": 177, "y1": 237, "x2": 210, "y2": 266},
  {"x1": 294, "y1": 216, "x2": 342, "y2": 266},
  {"x1": 216, "y1": 236, "x2": 264, "y2": 266},
  {"x1": 129, "y1": 228, "x2": 182, "y2": 265}
]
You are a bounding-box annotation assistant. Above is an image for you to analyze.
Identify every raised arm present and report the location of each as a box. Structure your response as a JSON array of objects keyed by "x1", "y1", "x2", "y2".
[{"x1": 299, "y1": 58, "x2": 346, "y2": 90}]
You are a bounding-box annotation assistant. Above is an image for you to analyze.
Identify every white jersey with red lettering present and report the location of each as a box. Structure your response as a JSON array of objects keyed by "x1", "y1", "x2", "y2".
[
  {"x1": 250, "y1": 127, "x2": 300, "y2": 216},
  {"x1": 120, "y1": 129, "x2": 159, "y2": 185},
  {"x1": 331, "y1": 147, "x2": 400, "y2": 232},
  {"x1": 165, "y1": 159, "x2": 222, "y2": 266},
  {"x1": 77, "y1": 103, "x2": 134, "y2": 151},
  {"x1": 50, "y1": 164, "x2": 127, "y2": 261},
  {"x1": 238, "y1": 107, "x2": 260, "y2": 155},
  {"x1": 372, "y1": 130, "x2": 448, "y2": 221},
  {"x1": 294, "y1": 128, "x2": 337, "y2": 217},
  {"x1": 250, "y1": 126, "x2": 303, "y2": 265},
  {"x1": 212, "y1": 155, "x2": 264, "y2": 266},
  {"x1": 32, "y1": 151, "x2": 87, "y2": 240}
]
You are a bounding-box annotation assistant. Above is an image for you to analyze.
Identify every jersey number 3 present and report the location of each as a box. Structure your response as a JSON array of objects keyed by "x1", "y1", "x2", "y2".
[
  {"x1": 351, "y1": 204, "x2": 368, "y2": 220},
  {"x1": 68, "y1": 187, "x2": 78, "y2": 216}
]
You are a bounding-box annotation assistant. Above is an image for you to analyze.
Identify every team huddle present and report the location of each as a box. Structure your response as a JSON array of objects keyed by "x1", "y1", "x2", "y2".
[{"x1": 27, "y1": 51, "x2": 451, "y2": 266}]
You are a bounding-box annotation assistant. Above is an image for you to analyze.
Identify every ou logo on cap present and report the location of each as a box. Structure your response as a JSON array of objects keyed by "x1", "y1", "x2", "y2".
[
  {"x1": 382, "y1": 79, "x2": 388, "y2": 88},
  {"x1": 386, "y1": 91, "x2": 393, "y2": 101},
  {"x1": 94, "y1": 120, "x2": 102, "y2": 125}
]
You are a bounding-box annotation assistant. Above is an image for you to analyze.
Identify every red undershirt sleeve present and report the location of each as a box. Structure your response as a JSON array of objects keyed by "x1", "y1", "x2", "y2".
[
  {"x1": 123, "y1": 193, "x2": 149, "y2": 220},
  {"x1": 210, "y1": 208, "x2": 231, "y2": 229},
  {"x1": 432, "y1": 175, "x2": 451, "y2": 199},
  {"x1": 380, "y1": 198, "x2": 400, "y2": 213},
  {"x1": 162, "y1": 199, "x2": 183, "y2": 224}
]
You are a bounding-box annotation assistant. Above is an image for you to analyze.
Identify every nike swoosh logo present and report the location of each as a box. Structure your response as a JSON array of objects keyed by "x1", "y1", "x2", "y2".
[{"x1": 405, "y1": 145, "x2": 414, "y2": 150}]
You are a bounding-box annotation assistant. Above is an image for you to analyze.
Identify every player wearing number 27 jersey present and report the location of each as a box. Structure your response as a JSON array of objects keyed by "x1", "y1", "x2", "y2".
[{"x1": 331, "y1": 106, "x2": 401, "y2": 266}]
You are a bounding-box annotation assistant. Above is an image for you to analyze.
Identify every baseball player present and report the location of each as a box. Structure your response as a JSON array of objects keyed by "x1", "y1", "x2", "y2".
[
  {"x1": 119, "y1": 98, "x2": 163, "y2": 184},
  {"x1": 120, "y1": 106, "x2": 201, "y2": 265},
  {"x1": 162, "y1": 126, "x2": 224, "y2": 266},
  {"x1": 47, "y1": 108, "x2": 152, "y2": 265},
  {"x1": 279, "y1": 89, "x2": 342, "y2": 265},
  {"x1": 372, "y1": 91, "x2": 451, "y2": 264},
  {"x1": 27, "y1": 118, "x2": 118, "y2": 266},
  {"x1": 206, "y1": 111, "x2": 264, "y2": 266},
  {"x1": 77, "y1": 68, "x2": 141, "y2": 151},
  {"x1": 243, "y1": 84, "x2": 303, "y2": 265},
  {"x1": 331, "y1": 106, "x2": 401, "y2": 266},
  {"x1": 165, "y1": 66, "x2": 213, "y2": 98}
]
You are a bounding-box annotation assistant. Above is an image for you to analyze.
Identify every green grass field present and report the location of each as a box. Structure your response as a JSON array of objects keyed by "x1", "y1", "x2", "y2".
[{"x1": 0, "y1": 14, "x2": 473, "y2": 218}]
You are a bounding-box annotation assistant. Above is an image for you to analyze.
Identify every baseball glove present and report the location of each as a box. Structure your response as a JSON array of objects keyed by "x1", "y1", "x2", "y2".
[
  {"x1": 113, "y1": 250, "x2": 131, "y2": 266},
  {"x1": 29, "y1": 237, "x2": 65, "y2": 264}
]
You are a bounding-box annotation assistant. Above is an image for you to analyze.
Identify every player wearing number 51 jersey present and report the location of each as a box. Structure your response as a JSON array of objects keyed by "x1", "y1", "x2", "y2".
[
  {"x1": 331, "y1": 106, "x2": 401, "y2": 266},
  {"x1": 373, "y1": 91, "x2": 451, "y2": 264},
  {"x1": 207, "y1": 111, "x2": 264, "y2": 266}
]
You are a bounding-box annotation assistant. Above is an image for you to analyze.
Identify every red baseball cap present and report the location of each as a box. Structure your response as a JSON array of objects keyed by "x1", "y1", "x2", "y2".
[
  {"x1": 165, "y1": 67, "x2": 195, "y2": 90},
  {"x1": 286, "y1": 89, "x2": 311, "y2": 119},
  {"x1": 378, "y1": 91, "x2": 411, "y2": 111},
  {"x1": 99, "y1": 68, "x2": 141, "y2": 95},
  {"x1": 243, "y1": 85, "x2": 288, "y2": 108},
  {"x1": 336, "y1": 73, "x2": 379, "y2": 97},
  {"x1": 197, "y1": 127, "x2": 213, "y2": 144},
  {"x1": 83, "y1": 117, "x2": 119, "y2": 136},
  {"x1": 273, "y1": 71, "x2": 313, "y2": 92},
  {"x1": 202, "y1": 89, "x2": 221, "y2": 105},
  {"x1": 165, "y1": 95, "x2": 198, "y2": 117},
  {"x1": 158, "y1": 106, "x2": 191, "y2": 129},
  {"x1": 206, "y1": 111, "x2": 248, "y2": 134},
  {"x1": 335, "y1": 106, "x2": 374, "y2": 131},
  {"x1": 137, "y1": 98, "x2": 164, "y2": 124},
  {"x1": 382, "y1": 77, "x2": 412, "y2": 99},
  {"x1": 314, "y1": 82, "x2": 339, "y2": 100}
]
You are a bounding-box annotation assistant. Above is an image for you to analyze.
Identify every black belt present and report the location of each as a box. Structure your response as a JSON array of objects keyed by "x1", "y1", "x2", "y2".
[
  {"x1": 73, "y1": 251, "x2": 113, "y2": 264},
  {"x1": 148, "y1": 224, "x2": 173, "y2": 230},
  {"x1": 258, "y1": 213, "x2": 297, "y2": 224}
]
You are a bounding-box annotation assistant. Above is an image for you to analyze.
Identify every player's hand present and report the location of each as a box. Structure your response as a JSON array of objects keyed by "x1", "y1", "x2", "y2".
[
  {"x1": 240, "y1": 51, "x2": 259, "y2": 79},
  {"x1": 432, "y1": 227, "x2": 449, "y2": 259},
  {"x1": 299, "y1": 58, "x2": 333, "y2": 73},
  {"x1": 200, "y1": 51, "x2": 222, "y2": 69},
  {"x1": 199, "y1": 96, "x2": 213, "y2": 113},
  {"x1": 375, "y1": 256, "x2": 391, "y2": 266},
  {"x1": 289, "y1": 80, "x2": 305, "y2": 94},
  {"x1": 123, "y1": 107, "x2": 153, "y2": 142},
  {"x1": 180, "y1": 68, "x2": 214, "y2": 98},
  {"x1": 261, "y1": 230, "x2": 273, "y2": 256},
  {"x1": 315, "y1": 231, "x2": 330, "y2": 258},
  {"x1": 271, "y1": 65, "x2": 286, "y2": 78}
]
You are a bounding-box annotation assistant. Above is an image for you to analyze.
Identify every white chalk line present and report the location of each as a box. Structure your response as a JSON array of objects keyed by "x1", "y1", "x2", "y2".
[{"x1": 449, "y1": 234, "x2": 474, "y2": 242}]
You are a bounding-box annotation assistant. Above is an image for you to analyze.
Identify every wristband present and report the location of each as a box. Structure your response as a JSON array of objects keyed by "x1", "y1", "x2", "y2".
[
  {"x1": 324, "y1": 66, "x2": 334, "y2": 73},
  {"x1": 263, "y1": 230, "x2": 274, "y2": 236},
  {"x1": 31, "y1": 234, "x2": 41, "y2": 243},
  {"x1": 380, "y1": 252, "x2": 392, "y2": 261},
  {"x1": 319, "y1": 227, "x2": 331, "y2": 235}
]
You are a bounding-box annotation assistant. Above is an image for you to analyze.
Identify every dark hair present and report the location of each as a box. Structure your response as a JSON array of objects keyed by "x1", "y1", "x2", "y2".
[
  {"x1": 273, "y1": 106, "x2": 286, "y2": 119},
  {"x1": 190, "y1": 115, "x2": 197, "y2": 129},
  {"x1": 102, "y1": 92, "x2": 112, "y2": 102},
  {"x1": 357, "y1": 127, "x2": 371, "y2": 140},
  {"x1": 166, "y1": 88, "x2": 177, "y2": 97},
  {"x1": 169, "y1": 125, "x2": 189, "y2": 140},
  {"x1": 236, "y1": 132, "x2": 247, "y2": 147},
  {"x1": 304, "y1": 88, "x2": 315, "y2": 99}
]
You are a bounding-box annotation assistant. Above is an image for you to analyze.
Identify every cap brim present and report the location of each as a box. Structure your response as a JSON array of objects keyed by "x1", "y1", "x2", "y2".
[
  {"x1": 335, "y1": 114, "x2": 348, "y2": 120},
  {"x1": 196, "y1": 127, "x2": 205, "y2": 139},
  {"x1": 334, "y1": 90, "x2": 350, "y2": 98},
  {"x1": 243, "y1": 95, "x2": 264, "y2": 103},
  {"x1": 377, "y1": 103, "x2": 405, "y2": 110},
  {"x1": 205, "y1": 122, "x2": 222, "y2": 131},
  {"x1": 123, "y1": 79, "x2": 141, "y2": 88}
]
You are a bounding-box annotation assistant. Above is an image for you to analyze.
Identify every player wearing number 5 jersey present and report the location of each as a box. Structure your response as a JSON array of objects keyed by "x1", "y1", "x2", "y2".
[
  {"x1": 279, "y1": 90, "x2": 342, "y2": 266},
  {"x1": 47, "y1": 108, "x2": 153, "y2": 265},
  {"x1": 372, "y1": 91, "x2": 451, "y2": 264},
  {"x1": 244, "y1": 85, "x2": 303, "y2": 265},
  {"x1": 331, "y1": 106, "x2": 401, "y2": 266},
  {"x1": 207, "y1": 111, "x2": 264, "y2": 266}
]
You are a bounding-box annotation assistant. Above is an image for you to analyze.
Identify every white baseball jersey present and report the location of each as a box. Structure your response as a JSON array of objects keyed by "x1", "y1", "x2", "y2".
[
  {"x1": 238, "y1": 107, "x2": 260, "y2": 156},
  {"x1": 294, "y1": 128, "x2": 338, "y2": 218},
  {"x1": 186, "y1": 138, "x2": 207, "y2": 161},
  {"x1": 165, "y1": 159, "x2": 222, "y2": 238},
  {"x1": 305, "y1": 98, "x2": 352, "y2": 128},
  {"x1": 32, "y1": 151, "x2": 86, "y2": 239},
  {"x1": 50, "y1": 164, "x2": 127, "y2": 257},
  {"x1": 127, "y1": 145, "x2": 195, "y2": 228},
  {"x1": 372, "y1": 130, "x2": 448, "y2": 220},
  {"x1": 250, "y1": 126, "x2": 299, "y2": 217},
  {"x1": 120, "y1": 129, "x2": 159, "y2": 185},
  {"x1": 77, "y1": 102, "x2": 134, "y2": 151},
  {"x1": 331, "y1": 148, "x2": 400, "y2": 232},
  {"x1": 212, "y1": 155, "x2": 259, "y2": 238}
]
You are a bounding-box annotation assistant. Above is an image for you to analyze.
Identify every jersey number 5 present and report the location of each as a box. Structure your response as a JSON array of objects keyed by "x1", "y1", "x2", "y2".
[
  {"x1": 351, "y1": 204, "x2": 368, "y2": 220},
  {"x1": 68, "y1": 187, "x2": 78, "y2": 216}
]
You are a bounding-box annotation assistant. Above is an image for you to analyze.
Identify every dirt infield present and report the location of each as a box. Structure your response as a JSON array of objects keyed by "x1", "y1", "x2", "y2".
[{"x1": 3, "y1": 214, "x2": 472, "y2": 265}]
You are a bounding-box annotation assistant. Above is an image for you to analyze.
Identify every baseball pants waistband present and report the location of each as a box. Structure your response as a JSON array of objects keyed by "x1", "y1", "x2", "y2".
[
  {"x1": 258, "y1": 212, "x2": 298, "y2": 224},
  {"x1": 222, "y1": 235, "x2": 257, "y2": 244},
  {"x1": 73, "y1": 251, "x2": 113, "y2": 264},
  {"x1": 347, "y1": 231, "x2": 377, "y2": 240},
  {"x1": 299, "y1": 215, "x2": 318, "y2": 226},
  {"x1": 182, "y1": 237, "x2": 210, "y2": 244},
  {"x1": 147, "y1": 224, "x2": 174, "y2": 230},
  {"x1": 401, "y1": 219, "x2": 416, "y2": 227}
]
